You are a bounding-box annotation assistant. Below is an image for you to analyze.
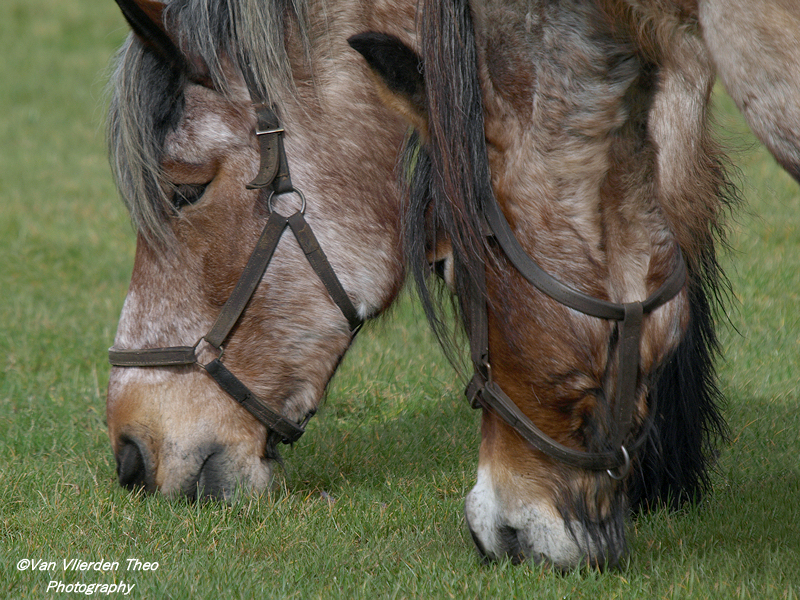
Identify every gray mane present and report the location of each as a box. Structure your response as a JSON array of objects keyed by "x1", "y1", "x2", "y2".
[{"x1": 107, "y1": 0, "x2": 309, "y2": 246}]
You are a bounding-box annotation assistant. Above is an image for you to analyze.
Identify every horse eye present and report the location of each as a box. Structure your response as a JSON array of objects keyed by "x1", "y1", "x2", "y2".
[{"x1": 171, "y1": 183, "x2": 208, "y2": 209}]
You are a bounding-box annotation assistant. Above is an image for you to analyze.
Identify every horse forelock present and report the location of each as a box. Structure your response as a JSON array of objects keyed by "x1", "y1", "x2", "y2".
[
  {"x1": 165, "y1": 0, "x2": 310, "y2": 101},
  {"x1": 108, "y1": 36, "x2": 184, "y2": 248},
  {"x1": 405, "y1": 0, "x2": 496, "y2": 362},
  {"x1": 107, "y1": 0, "x2": 310, "y2": 247}
]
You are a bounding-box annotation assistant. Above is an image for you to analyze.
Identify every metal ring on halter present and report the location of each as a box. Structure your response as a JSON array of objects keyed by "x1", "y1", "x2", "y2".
[
  {"x1": 268, "y1": 189, "x2": 306, "y2": 214},
  {"x1": 193, "y1": 337, "x2": 224, "y2": 368},
  {"x1": 606, "y1": 446, "x2": 631, "y2": 480}
]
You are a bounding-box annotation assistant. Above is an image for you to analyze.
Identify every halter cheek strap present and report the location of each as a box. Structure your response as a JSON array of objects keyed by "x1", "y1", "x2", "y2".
[{"x1": 108, "y1": 67, "x2": 363, "y2": 445}]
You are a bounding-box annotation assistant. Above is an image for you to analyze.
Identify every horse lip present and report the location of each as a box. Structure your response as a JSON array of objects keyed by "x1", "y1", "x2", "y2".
[{"x1": 467, "y1": 520, "x2": 493, "y2": 565}]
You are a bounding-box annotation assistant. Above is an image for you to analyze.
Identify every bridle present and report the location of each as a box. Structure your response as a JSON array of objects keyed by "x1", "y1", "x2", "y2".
[
  {"x1": 108, "y1": 65, "x2": 362, "y2": 447},
  {"x1": 463, "y1": 192, "x2": 687, "y2": 478}
]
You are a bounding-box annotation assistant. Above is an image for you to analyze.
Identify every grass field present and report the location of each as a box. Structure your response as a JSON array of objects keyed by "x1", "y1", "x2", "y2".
[{"x1": 1, "y1": 0, "x2": 798, "y2": 597}]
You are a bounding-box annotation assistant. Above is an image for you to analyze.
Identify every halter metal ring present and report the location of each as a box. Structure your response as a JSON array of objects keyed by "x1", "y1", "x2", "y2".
[
  {"x1": 606, "y1": 445, "x2": 631, "y2": 480},
  {"x1": 268, "y1": 189, "x2": 306, "y2": 215},
  {"x1": 193, "y1": 337, "x2": 224, "y2": 368}
]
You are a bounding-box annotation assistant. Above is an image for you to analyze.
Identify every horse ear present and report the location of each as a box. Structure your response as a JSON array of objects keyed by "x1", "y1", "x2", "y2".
[
  {"x1": 114, "y1": 0, "x2": 187, "y2": 73},
  {"x1": 348, "y1": 32, "x2": 428, "y2": 135}
]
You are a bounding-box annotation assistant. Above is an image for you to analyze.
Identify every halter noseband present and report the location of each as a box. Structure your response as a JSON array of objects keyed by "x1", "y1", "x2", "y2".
[
  {"x1": 108, "y1": 66, "x2": 362, "y2": 446},
  {"x1": 465, "y1": 192, "x2": 687, "y2": 477}
]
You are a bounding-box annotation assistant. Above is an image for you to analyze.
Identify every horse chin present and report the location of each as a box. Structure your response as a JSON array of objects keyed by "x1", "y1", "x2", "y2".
[{"x1": 464, "y1": 465, "x2": 626, "y2": 570}]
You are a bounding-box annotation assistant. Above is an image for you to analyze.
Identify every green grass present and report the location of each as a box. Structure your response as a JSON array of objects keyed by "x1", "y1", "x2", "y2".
[{"x1": 1, "y1": 0, "x2": 798, "y2": 597}]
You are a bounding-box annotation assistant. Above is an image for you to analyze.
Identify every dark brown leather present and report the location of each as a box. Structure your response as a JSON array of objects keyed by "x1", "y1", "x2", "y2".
[
  {"x1": 287, "y1": 212, "x2": 362, "y2": 332},
  {"x1": 108, "y1": 346, "x2": 196, "y2": 367},
  {"x1": 246, "y1": 104, "x2": 282, "y2": 190},
  {"x1": 204, "y1": 359, "x2": 305, "y2": 443},
  {"x1": 482, "y1": 190, "x2": 687, "y2": 319},
  {"x1": 206, "y1": 211, "x2": 288, "y2": 346}
]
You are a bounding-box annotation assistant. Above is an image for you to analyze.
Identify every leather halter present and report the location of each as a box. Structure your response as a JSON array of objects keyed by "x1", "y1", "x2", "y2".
[
  {"x1": 108, "y1": 67, "x2": 362, "y2": 445},
  {"x1": 464, "y1": 192, "x2": 687, "y2": 476}
]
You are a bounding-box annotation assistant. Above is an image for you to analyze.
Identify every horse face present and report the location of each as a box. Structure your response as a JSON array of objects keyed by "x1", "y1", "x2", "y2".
[
  {"x1": 353, "y1": 0, "x2": 728, "y2": 568},
  {"x1": 463, "y1": 2, "x2": 692, "y2": 567},
  {"x1": 107, "y1": 3, "x2": 407, "y2": 499},
  {"x1": 108, "y1": 79, "x2": 355, "y2": 499}
]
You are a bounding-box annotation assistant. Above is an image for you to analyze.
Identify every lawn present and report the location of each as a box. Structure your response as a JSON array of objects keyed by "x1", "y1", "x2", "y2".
[{"x1": 1, "y1": 0, "x2": 798, "y2": 598}]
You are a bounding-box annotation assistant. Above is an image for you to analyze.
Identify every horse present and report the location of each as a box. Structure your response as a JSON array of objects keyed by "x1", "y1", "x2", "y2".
[
  {"x1": 348, "y1": 0, "x2": 799, "y2": 568},
  {"x1": 105, "y1": 0, "x2": 417, "y2": 500}
]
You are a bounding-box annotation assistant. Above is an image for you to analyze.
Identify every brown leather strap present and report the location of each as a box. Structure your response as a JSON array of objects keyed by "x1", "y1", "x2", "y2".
[
  {"x1": 205, "y1": 211, "x2": 288, "y2": 348},
  {"x1": 469, "y1": 376, "x2": 638, "y2": 470},
  {"x1": 204, "y1": 359, "x2": 306, "y2": 443},
  {"x1": 108, "y1": 345, "x2": 197, "y2": 367},
  {"x1": 466, "y1": 258, "x2": 490, "y2": 391},
  {"x1": 483, "y1": 193, "x2": 687, "y2": 319},
  {"x1": 241, "y1": 61, "x2": 294, "y2": 194},
  {"x1": 613, "y1": 302, "x2": 643, "y2": 449},
  {"x1": 241, "y1": 60, "x2": 283, "y2": 191},
  {"x1": 246, "y1": 104, "x2": 283, "y2": 190},
  {"x1": 287, "y1": 212, "x2": 362, "y2": 332},
  {"x1": 273, "y1": 134, "x2": 294, "y2": 195}
]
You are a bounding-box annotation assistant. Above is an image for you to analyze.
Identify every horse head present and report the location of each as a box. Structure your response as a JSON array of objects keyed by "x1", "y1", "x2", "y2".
[
  {"x1": 106, "y1": 0, "x2": 414, "y2": 499},
  {"x1": 352, "y1": 0, "x2": 733, "y2": 568}
]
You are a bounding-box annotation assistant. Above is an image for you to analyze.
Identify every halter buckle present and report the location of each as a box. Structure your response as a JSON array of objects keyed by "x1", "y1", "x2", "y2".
[{"x1": 255, "y1": 127, "x2": 285, "y2": 137}]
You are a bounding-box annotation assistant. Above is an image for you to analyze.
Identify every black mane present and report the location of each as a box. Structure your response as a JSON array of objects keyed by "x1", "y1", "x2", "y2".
[{"x1": 404, "y1": 0, "x2": 494, "y2": 365}]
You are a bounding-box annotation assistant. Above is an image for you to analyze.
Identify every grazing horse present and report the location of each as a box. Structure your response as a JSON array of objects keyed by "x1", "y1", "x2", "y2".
[
  {"x1": 350, "y1": 0, "x2": 753, "y2": 568},
  {"x1": 105, "y1": 0, "x2": 417, "y2": 499},
  {"x1": 105, "y1": 0, "x2": 799, "y2": 571}
]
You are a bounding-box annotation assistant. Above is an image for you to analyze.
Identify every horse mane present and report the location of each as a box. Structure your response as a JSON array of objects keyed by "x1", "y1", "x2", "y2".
[
  {"x1": 107, "y1": 0, "x2": 309, "y2": 247},
  {"x1": 404, "y1": 0, "x2": 493, "y2": 366}
]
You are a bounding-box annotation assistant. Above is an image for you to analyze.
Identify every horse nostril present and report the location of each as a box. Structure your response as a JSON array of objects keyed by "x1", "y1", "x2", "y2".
[
  {"x1": 192, "y1": 448, "x2": 232, "y2": 501},
  {"x1": 116, "y1": 439, "x2": 147, "y2": 490},
  {"x1": 467, "y1": 521, "x2": 527, "y2": 564}
]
